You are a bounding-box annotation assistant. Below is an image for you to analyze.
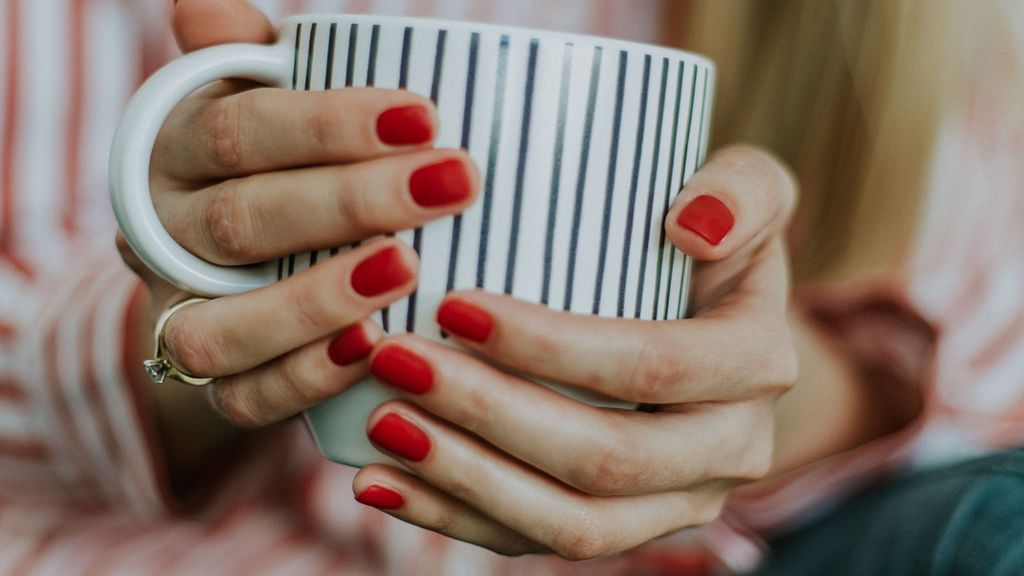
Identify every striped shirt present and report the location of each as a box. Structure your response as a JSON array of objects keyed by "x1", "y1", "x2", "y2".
[{"x1": 1, "y1": 1, "x2": 1021, "y2": 574}]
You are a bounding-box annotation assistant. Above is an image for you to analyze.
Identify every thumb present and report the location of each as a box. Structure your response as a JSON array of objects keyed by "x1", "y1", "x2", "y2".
[{"x1": 172, "y1": 0, "x2": 275, "y2": 53}]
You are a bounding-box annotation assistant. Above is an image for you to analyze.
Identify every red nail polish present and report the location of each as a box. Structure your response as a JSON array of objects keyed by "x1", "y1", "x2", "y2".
[
  {"x1": 370, "y1": 345, "x2": 433, "y2": 394},
  {"x1": 355, "y1": 485, "x2": 405, "y2": 509},
  {"x1": 351, "y1": 246, "x2": 413, "y2": 297},
  {"x1": 327, "y1": 324, "x2": 374, "y2": 366},
  {"x1": 676, "y1": 195, "x2": 735, "y2": 246},
  {"x1": 409, "y1": 159, "x2": 473, "y2": 208},
  {"x1": 377, "y1": 105, "x2": 434, "y2": 146},
  {"x1": 368, "y1": 413, "x2": 431, "y2": 461},
  {"x1": 437, "y1": 299, "x2": 493, "y2": 343}
]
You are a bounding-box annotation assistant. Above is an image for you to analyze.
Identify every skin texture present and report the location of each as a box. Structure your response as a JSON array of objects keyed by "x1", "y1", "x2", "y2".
[{"x1": 121, "y1": 0, "x2": 898, "y2": 558}]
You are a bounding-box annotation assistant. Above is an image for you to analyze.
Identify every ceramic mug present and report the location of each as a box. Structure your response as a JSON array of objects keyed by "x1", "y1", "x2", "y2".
[{"x1": 110, "y1": 14, "x2": 715, "y2": 467}]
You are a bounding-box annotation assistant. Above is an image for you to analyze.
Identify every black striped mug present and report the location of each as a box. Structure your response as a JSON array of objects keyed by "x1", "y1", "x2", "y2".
[{"x1": 110, "y1": 14, "x2": 715, "y2": 467}]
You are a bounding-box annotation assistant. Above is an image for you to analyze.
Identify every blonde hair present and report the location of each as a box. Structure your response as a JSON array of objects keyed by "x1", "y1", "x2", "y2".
[{"x1": 680, "y1": 1, "x2": 1015, "y2": 282}]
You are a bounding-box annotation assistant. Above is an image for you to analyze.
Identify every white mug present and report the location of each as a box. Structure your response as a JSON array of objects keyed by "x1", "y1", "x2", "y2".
[{"x1": 110, "y1": 14, "x2": 715, "y2": 467}]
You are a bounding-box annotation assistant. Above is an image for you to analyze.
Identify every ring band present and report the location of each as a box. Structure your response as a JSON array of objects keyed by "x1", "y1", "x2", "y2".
[{"x1": 143, "y1": 297, "x2": 215, "y2": 386}]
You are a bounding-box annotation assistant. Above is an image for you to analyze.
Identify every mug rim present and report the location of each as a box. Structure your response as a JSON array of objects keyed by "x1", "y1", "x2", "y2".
[{"x1": 281, "y1": 13, "x2": 715, "y2": 70}]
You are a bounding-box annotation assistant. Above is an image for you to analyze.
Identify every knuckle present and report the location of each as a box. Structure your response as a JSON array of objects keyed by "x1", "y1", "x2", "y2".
[
  {"x1": 210, "y1": 382, "x2": 267, "y2": 428},
  {"x1": 429, "y1": 505, "x2": 460, "y2": 537},
  {"x1": 566, "y1": 428, "x2": 642, "y2": 496},
  {"x1": 205, "y1": 93, "x2": 250, "y2": 170},
  {"x1": 162, "y1": 313, "x2": 221, "y2": 377},
  {"x1": 693, "y1": 493, "x2": 728, "y2": 526},
  {"x1": 731, "y1": 407, "x2": 775, "y2": 482},
  {"x1": 201, "y1": 183, "x2": 259, "y2": 263},
  {"x1": 622, "y1": 336, "x2": 687, "y2": 402},
  {"x1": 550, "y1": 510, "x2": 610, "y2": 561},
  {"x1": 755, "y1": 327, "x2": 799, "y2": 396},
  {"x1": 288, "y1": 281, "x2": 338, "y2": 334},
  {"x1": 275, "y1": 348, "x2": 339, "y2": 410},
  {"x1": 333, "y1": 177, "x2": 376, "y2": 234},
  {"x1": 304, "y1": 101, "x2": 350, "y2": 157}
]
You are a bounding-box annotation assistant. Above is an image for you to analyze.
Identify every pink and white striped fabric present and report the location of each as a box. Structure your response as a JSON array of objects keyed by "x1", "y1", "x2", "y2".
[{"x1": 1, "y1": 1, "x2": 1021, "y2": 574}]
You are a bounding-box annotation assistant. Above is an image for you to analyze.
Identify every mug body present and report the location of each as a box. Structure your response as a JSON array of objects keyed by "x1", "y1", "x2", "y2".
[{"x1": 275, "y1": 14, "x2": 714, "y2": 466}]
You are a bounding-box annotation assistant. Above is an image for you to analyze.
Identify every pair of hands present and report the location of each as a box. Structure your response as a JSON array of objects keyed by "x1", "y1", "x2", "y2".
[{"x1": 122, "y1": 0, "x2": 799, "y2": 560}]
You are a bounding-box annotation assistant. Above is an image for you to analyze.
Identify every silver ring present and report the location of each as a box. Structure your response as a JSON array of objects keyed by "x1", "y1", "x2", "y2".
[{"x1": 143, "y1": 297, "x2": 215, "y2": 386}]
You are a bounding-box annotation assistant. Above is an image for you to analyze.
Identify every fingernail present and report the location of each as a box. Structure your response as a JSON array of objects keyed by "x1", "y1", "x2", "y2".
[
  {"x1": 351, "y1": 246, "x2": 413, "y2": 297},
  {"x1": 355, "y1": 485, "x2": 405, "y2": 509},
  {"x1": 409, "y1": 159, "x2": 473, "y2": 208},
  {"x1": 368, "y1": 413, "x2": 431, "y2": 461},
  {"x1": 377, "y1": 105, "x2": 434, "y2": 146},
  {"x1": 370, "y1": 345, "x2": 434, "y2": 394},
  {"x1": 437, "y1": 299, "x2": 493, "y2": 343},
  {"x1": 676, "y1": 195, "x2": 735, "y2": 246},
  {"x1": 328, "y1": 324, "x2": 374, "y2": 366}
]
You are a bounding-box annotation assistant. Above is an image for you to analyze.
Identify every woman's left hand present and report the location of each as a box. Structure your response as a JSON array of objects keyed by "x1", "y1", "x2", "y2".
[{"x1": 351, "y1": 146, "x2": 799, "y2": 559}]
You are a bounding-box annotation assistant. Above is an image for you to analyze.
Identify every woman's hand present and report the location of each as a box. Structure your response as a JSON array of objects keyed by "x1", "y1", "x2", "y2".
[
  {"x1": 118, "y1": 0, "x2": 478, "y2": 488},
  {"x1": 350, "y1": 146, "x2": 799, "y2": 559}
]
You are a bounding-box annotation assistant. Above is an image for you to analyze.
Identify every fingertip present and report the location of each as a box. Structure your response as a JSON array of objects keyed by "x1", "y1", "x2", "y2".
[{"x1": 173, "y1": 0, "x2": 274, "y2": 53}]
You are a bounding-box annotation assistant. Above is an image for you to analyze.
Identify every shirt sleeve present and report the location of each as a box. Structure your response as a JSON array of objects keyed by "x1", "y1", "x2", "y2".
[{"x1": 0, "y1": 243, "x2": 170, "y2": 514}]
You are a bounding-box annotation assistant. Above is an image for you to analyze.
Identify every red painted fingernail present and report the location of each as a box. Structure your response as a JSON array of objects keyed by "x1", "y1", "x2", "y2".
[
  {"x1": 409, "y1": 159, "x2": 473, "y2": 208},
  {"x1": 351, "y1": 246, "x2": 413, "y2": 297},
  {"x1": 676, "y1": 195, "x2": 735, "y2": 246},
  {"x1": 377, "y1": 105, "x2": 434, "y2": 146},
  {"x1": 327, "y1": 324, "x2": 374, "y2": 366},
  {"x1": 370, "y1": 345, "x2": 433, "y2": 394},
  {"x1": 355, "y1": 485, "x2": 405, "y2": 509},
  {"x1": 368, "y1": 413, "x2": 431, "y2": 461},
  {"x1": 437, "y1": 299, "x2": 493, "y2": 343}
]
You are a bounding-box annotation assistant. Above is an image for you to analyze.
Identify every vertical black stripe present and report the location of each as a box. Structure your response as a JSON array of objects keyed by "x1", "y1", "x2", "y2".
[
  {"x1": 366, "y1": 25, "x2": 380, "y2": 86},
  {"x1": 345, "y1": 24, "x2": 358, "y2": 87},
  {"x1": 309, "y1": 251, "x2": 319, "y2": 267},
  {"x1": 592, "y1": 50, "x2": 628, "y2": 314},
  {"x1": 304, "y1": 23, "x2": 317, "y2": 90},
  {"x1": 540, "y1": 43, "x2": 574, "y2": 305},
  {"x1": 661, "y1": 65, "x2": 698, "y2": 320},
  {"x1": 277, "y1": 257, "x2": 284, "y2": 281},
  {"x1": 616, "y1": 54, "x2": 651, "y2": 317},
  {"x1": 675, "y1": 67, "x2": 712, "y2": 318},
  {"x1": 325, "y1": 23, "x2": 337, "y2": 89},
  {"x1": 363, "y1": 23, "x2": 385, "y2": 330},
  {"x1": 503, "y1": 39, "x2": 539, "y2": 295},
  {"x1": 291, "y1": 24, "x2": 302, "y2": 89},
  {"x1": 651, "y1": 62, "x2": 687, "y2": 320},
  {"x1": 286, "y1": 24, "x2": 303, "y2": 280},
  {"x1": 634, "y1": 58, "x2": 670, "y2": 317},
  {"x1": 444, "y1": 32, "x2": 480, "y2": 296},
  {"x1": 398, "y1": 27, "x2": 413, "y2": 89},
  {"x1": 330, "y1": 246, "x2": 340, "y2": 256},
  {"x1": 407, "y1": 30, "x2": 448, "y2": 334},
  {"x1": 430, "y1": 31, "x2": 448, "y2": 103},
  {"x1": 562, "y1": 46, "x2": 603, "y2": 311},
  {"x1": 475, "y1": 35, "x2": 511, "y2": 288}
]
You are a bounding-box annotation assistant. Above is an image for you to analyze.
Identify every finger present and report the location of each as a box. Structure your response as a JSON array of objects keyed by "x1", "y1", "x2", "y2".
[
  {"x1": 664, "y1": 145, "x2": 797, "y2": 262},
  {"x1": 161, "y1": 150, "x2": 478, "y2": 266},
  {"x1": 351, "y1": 465, "x2": 543, "y2": 557},
  {"x1": 432, "y1": 291, "x2": 796, "y2": 404},
  {"x1": 160, "y1": 239, "x2": 417, "y2": 379},
  {"x1": 363, "y1": 404, "x2": 725, "y2": 560},
  {"x1": 367, "y1": 337, "x2": 774, "y2": 495},
  {"x1": 154, "y1": 87, "x2": 438, "y2": 182},
  {"x1": 208, "y1": 320, "x2": 382, "y2": 428},
  {"x1": 173, "y1": 0, "x2": 274, "y2": 52}
]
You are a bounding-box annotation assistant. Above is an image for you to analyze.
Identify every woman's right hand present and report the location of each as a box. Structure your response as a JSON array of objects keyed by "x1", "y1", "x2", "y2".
[{"x1": 121, "y1": 0, "x2": 479, "y2": 431}]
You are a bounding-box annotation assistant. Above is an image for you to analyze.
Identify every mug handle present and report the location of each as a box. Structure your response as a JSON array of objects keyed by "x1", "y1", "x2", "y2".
[{"x1": 109, "y1": 42, "x2": 293, "y2": 296}]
